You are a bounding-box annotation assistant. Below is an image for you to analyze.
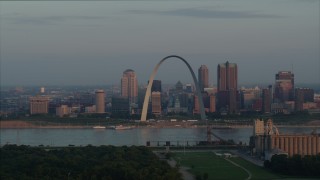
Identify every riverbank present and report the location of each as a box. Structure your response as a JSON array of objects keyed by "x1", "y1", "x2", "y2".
[
  {"x1": 0, "y1": 121, "x2": 89, "y2": 129},
  {"x1": 1, "y1": 120, "x2": 320, "y2": 129}
]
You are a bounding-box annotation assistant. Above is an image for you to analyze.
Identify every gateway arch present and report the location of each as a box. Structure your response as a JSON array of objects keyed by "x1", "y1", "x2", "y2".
[{"x1": 141, "y1": 55, "x2": 206, "y2": 121}]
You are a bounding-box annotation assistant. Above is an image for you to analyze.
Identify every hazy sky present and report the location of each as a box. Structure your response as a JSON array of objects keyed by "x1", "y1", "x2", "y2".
[{"x1": 1, "y1": 0, "x2": 319, "y2": 86}]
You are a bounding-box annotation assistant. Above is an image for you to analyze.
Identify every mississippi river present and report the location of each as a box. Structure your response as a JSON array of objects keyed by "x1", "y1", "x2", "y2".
[{"x1": 0, "y1": 127, "x2": 317, "y2": 146}]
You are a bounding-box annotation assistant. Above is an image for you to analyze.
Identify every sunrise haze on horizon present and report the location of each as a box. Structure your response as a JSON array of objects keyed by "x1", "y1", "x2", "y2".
[{"x1": 1, "y1": 0, "x2": 319, "y2": 86}]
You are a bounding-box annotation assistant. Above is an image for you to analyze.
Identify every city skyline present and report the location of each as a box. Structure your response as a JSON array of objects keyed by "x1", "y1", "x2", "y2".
[{"x1": 0, "y1": 0, "x2": 319, "y2": 86}]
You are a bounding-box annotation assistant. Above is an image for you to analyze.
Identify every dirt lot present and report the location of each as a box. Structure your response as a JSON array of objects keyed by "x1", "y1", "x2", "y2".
[{"x1": 0, "y1": 120, "x2": 36, "y2": 128}]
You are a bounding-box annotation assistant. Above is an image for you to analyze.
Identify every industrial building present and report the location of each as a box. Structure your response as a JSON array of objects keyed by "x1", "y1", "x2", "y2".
[
  {"x1": 251, "y1": 119, "x2": 320, "y2": 160},
  {"x1": 29, "y1": 96, "x2": 49, "y2": 115}
]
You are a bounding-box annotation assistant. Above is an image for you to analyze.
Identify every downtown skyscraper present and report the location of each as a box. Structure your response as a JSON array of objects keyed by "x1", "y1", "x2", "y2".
[
  {"x1": 150, "y1": 80, "x2": 162, "y2": 92},
  {"x1": 198, "y1": 65, "x2": 209, "y2": 92},
  {"x1": 121, "y1": 69, "x2": 138, "y2": 104},
  {"x1": 262, "y1": 88, "x2": 271, "y2": 114},
  {"x1": 274, "y1": 71, "x2": 294, "y2": 102},
  {"x1": 95, "y1": 89, "x2": 105, "y2": 113},
  {"x1": 217, "y1": 61, "x2": 238, "y2": 113},
  {"x1": 217, "y1": 61, "x2": 238, "y2": 91}
]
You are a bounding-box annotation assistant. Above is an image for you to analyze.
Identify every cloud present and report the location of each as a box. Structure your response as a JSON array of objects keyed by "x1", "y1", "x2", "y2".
[
  {"x1": 128, "y1": 7, "x2": 283, "y2": 19},
  {"x1": 2, "y1": 13, "x2": 105, "y2": 25}
]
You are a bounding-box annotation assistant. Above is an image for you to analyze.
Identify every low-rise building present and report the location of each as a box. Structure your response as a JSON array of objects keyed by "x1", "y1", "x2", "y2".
[
  {"x1": 56, "y1": 105, "x2": 71, "y2": 117},
  {"x1": 85, "y1": 105, "x2": 96, "y2": 113}
]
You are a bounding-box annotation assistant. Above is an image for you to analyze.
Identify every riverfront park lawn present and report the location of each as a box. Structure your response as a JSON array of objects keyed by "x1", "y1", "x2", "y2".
[{"x1": 173, "y1": 152, "x2": 280, "y2": 180}]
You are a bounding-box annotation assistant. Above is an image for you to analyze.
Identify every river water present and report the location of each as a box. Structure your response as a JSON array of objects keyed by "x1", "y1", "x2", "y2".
[{"x1": 0, "y1": 127, "x2": 317, "y2": 147}]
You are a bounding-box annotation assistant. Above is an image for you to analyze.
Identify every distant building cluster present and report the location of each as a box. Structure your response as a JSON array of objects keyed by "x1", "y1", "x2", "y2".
[{"x1": 1, "y1": 63, "x2": 320, "y2": 119}]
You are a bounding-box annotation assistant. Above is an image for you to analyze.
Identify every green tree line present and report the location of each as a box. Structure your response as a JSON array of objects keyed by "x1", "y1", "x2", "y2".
[
  {"x1": 0, "y1": 145, "x2": 182, "y2": 180},
  {"x1": 264, "y1": 154, "x2": 320, "y2": 177}
]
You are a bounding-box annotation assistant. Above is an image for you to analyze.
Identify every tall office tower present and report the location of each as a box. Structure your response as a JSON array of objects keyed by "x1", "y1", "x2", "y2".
[
  {"x1": 295, "y1": 88, "x2": 314, "y2": 111},
  {"x1": 138, "y1": 87, "x2": 146, "y2": 109},
  {"x1": 262, "y1": 88, "x2": 271, "y2": 113},
  {"x1": 121, "y1": 69, "x2": 138, "y2": 104},
  {"x1": 198, "y1": 65, "x2": 209, "y2": 91},
  {"x1": 274, "y1": 71, "x2": 294, "y2": 102},
  {"x1": 193, "y1": 95, "x2": 200, "y2": 114},
  {"x1": 217, "y1": 61, "x2": 238, "y2": 91},
  {"x1": 209, "y1": 94, "x2": 216, "y2": 113},
  {"x1": 228, "y1": 90, "x2": 237, "y2": 113},
  {"x1": 151, "y1": 92, "x2": 161, "y2": 115},
  {"x1": 151, "y1": 80, "x2": 162, "y2": 92},
  {"x1": 217, "y1": 61, "x2": 238, "y2": 113},
  {"x1": 299, "y1": 88, "x2": 314, "y2": 102},
  {"x1": 29, "y1": 96, "x2": 49, "y2": 115},
  {"x1": 295, "y1": 88, "x2": 304, "y2": 111},
  {"x1": 178, "y1": 93, "x2": 189, "y2": 108},
  {"x1": 176, "y1": 81, "x2": 183, "y2": 92},
  {"x1": 95, "y1": 89, "x2": 105, "y2": 113}
]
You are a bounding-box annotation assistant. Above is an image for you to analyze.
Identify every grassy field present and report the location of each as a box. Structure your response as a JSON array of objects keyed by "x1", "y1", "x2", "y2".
[
  {"x1": 173, "y1": 152, "x2": 248, "y2": 180},
  {"x1": 173, "y1": 152, "x2": 281, "y2": 180},
  {"x1": 231, "y1": 157, "x2": 280, "y2": 180}
]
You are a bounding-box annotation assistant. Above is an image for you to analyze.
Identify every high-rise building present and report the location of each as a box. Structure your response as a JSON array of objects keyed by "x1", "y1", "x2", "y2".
[
  {"x1": 217, "y1": 61, "x2": 238, "y2": 113},
  {"x1": 240, "y1": 87, "x2": 261, "y2": 110},
  {"x1": 151, "y1": 92, "x2": 161, "y2": 115},
  {"x1": 217, "y1": 61, "x2": 237, "y2": 91},
  {"x1": 29, "y1": 96, "x2": 49, "y2": 115},
  {"x1": 121, "y1": 69, "x2": 138, "y2": 104},
  {"x1": 178, "y1": 93, "x2": 189, "y2": 108},
  {"x1": 151, "y1": 80, "x2": 162, "y2": 92},
  {"x1": 228, "y1": 90, "x2": 237, "y2": 113},
  {"x1": 198, "y1": 65, "x2": 209, "y2": 91},
  {"x1": 209, "y1": 94, "x2": 216, "y2": 113},
  {"x1": 193, "y1": 95, "x2": 200, "y2": 114},
  {"x1": 252, "y1": 98, "x2": 263, "y2": 112},
  {"x1": 175, "y1": 81, "x2": 183, "y2": 92},
  {"x1": 194, "y1": 93, "x2": 216, "y2": 114},
  {"x1": 262, "y1": 88, "x2": 271, "y2": 113},
  {"x1": 300, "y1": 88, "x2": 314, "y2": 102},
  {"x1": 112, "y1": 96, "x2": 129, "y2": 115},
  {"x1": 295, "y1": 88, "x2": 304, "y2": 111},
  {"x1": 138, "y1": 87, "x2": 146, "y2": 109},
  {"x1": 274, "y1": 71, "x2": 294, "y2": 102},
  {"x1": 295, "y1": 88, "x2": 314, "y2": 111},
  {"x1": 217, "y1": 90, "x2": 228, "y2": 111},
  {"x1": 95, "y1": 89, "x2": 105, "y2": 113}
]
